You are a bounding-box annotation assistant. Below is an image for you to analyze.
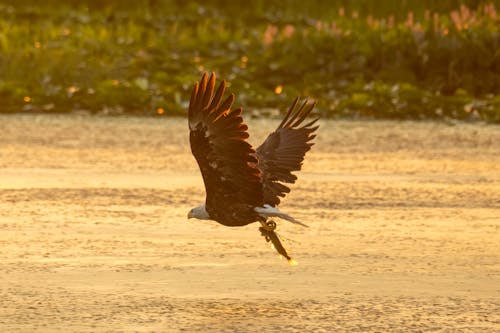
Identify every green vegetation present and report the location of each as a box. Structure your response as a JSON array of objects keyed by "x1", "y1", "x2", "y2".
[{"x1": 0, "y1": 1, "x2": 499, "y2": 122}]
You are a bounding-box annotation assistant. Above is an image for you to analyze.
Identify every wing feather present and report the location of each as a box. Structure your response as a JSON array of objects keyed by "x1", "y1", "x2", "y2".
[
  {"x1": 189, "y1": 72, "x2": 263, "y2": 211},
  {"x1": 256, "y1": 98, "x2": 319, "y2": 206}
]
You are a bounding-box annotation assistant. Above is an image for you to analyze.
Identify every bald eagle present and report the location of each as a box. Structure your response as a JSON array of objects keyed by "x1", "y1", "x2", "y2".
[{"x1": 187, "y1": 72, "x2": 318, "y2": 264}]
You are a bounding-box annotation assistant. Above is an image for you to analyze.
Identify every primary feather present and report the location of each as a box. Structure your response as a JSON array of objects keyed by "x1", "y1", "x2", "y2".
[{"x1": 256, "y1": 98, "x2": 319, "y2": 207}]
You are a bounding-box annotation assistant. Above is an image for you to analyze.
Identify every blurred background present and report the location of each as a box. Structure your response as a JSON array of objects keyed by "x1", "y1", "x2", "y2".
[
  {"x1": 2, "y1": 3, "x2": 500, "y2": 331},
  {"x1": 0, "y1": 0, "x2": 498, "y2": 121}
]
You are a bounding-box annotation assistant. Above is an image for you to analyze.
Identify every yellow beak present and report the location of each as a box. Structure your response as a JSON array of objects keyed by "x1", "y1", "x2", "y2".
[{"x1": 187, "y1": 211, "x2": 193, "y2": 219}]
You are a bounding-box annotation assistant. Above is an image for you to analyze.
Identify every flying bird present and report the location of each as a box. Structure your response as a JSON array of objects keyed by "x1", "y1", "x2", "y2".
[{"x1": 187, "y1": 72, "x2": 318, "y2": 264}]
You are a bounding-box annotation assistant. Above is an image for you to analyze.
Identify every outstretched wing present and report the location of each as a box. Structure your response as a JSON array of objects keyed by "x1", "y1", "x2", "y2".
[
  {"x1": 255, "y1": 98, "x2": 319, "y2": 206},
  {"x1": 189, "y1": 72, "x2": 263, "y2": 210}
]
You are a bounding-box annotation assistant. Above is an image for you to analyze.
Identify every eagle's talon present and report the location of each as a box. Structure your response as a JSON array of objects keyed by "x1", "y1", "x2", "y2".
[
  {"x1": 266, "y1": 220, "x2": 277, "y2": 230},
  {"x1": 260, "y1": 220, "x2": 276, "y2": 231},
  {"x1": 259, "y1": 227, "x2": 272, "y2": 242}
]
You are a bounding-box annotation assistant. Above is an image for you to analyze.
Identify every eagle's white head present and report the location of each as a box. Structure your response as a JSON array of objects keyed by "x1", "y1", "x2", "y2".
[{"x1": 187, "y1": 204, "x2": 210, "y2": 220}]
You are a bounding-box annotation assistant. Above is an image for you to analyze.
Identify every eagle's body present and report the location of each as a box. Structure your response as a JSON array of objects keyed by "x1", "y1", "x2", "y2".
[{"x1": 187, "y1": 72, "x2": 318, "y2": 263}]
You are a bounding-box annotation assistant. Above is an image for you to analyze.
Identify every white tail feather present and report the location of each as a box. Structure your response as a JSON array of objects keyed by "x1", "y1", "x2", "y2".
[{"x1": 254, "y1": 204, "x2": 309, "y2": 228}]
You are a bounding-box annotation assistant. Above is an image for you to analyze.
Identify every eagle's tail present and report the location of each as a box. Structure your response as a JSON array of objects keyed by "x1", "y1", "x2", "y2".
[{"x1": 254, "y1": 204, "x2": 309, "y2": 228}]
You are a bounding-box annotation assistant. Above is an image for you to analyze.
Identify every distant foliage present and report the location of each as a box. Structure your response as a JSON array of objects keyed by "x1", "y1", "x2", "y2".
[{"x1": 0, "y1": 1, "x2": 498, "y2": 122}]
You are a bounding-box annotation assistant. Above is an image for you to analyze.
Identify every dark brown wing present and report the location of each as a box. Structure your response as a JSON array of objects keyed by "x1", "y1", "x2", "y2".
[
  {"x1": 189, "y1": 72, "x2": 263, "y2": 212},
  {"x1": 255, "y1": 98, "x2": 319, "y2": 206}
]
